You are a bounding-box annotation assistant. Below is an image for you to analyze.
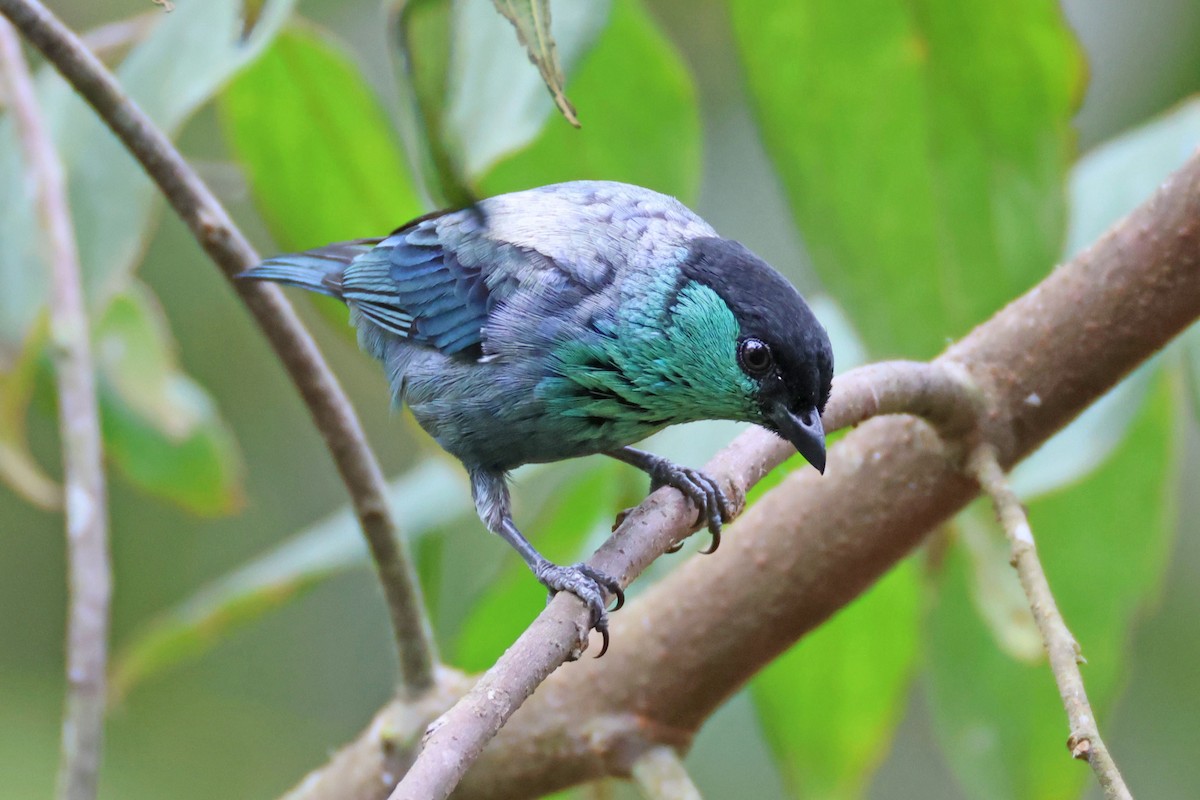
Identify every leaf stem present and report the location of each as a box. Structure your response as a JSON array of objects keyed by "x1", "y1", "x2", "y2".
[
  {"x1": 0, "y1": 18, "x2": 111, "y2": 800},
  {"x1": 0, "y1": 0, "x2": 439, "y2": 696}
]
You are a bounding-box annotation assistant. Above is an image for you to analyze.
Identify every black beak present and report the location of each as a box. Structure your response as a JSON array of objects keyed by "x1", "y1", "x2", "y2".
[{"x1": 771, "y1": 405, "x2": 826, "y2": 474}]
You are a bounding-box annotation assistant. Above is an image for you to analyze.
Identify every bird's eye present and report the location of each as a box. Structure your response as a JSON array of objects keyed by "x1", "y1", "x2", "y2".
[{"x1": 738, "y1": 337, "x2": 774, "y2": 377}]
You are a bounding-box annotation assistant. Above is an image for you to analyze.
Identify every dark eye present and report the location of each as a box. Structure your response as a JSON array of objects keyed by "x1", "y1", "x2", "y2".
[{"x1": 738, "y1": 337, "x2": 774, "y2": 377}]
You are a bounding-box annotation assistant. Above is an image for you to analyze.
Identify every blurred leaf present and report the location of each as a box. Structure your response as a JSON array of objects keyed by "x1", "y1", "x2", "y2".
[
  {"x1": 751, "y1": 559, "x2": 920, "y2": 799},
  {"x1": 489, "y1": 0, "x2": 580, "y2": 127},
  {"x1": 1065, "y1": 97, "x2": 1200, "y2": 257},
  {"x1": 731, "y1": 0, "x2": 1082, "y2": 359},
  {"x1": 1187, "y1": 326, "x2": 1200, "y2": 420},
  {"x1": 454, "y1": 461, "x2": 623, "y2": 671},
  {"x1": 927, "y1": 374, "x2": 1178, "y2": 800},
  {"x1": 111, "y1": 459, "x2": 469, "y2": 699},
  {"x1": 0, "y1": 0, "x2": 297, "y2": 357},
  {"x1": 480, "y1": 0, "x2": 699, "y2": 202},
  {"x1": 219, "y1": 24, "x2": 424, "y2": 252},
  {"x1": 95, "y1": 284, "x2": 243, "y2": 515},
  {"x1": 391, "y1": 0, "x2": 471, "y2": 204},
  {"x1": 0, "y1": 319, "x2": 57, "y2": 508},
  {"x1": 956, "y1": 506, "x2": 1041, "y2": 663},
  {"x1": 445, "y1": 0, "x2": 611, "y2": 179}
]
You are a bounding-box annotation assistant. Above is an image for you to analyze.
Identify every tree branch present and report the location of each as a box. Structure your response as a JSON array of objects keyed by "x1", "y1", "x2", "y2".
[
  {"x1": 968, "y1": 443, "x2": 1134, "y2": 800},
  {"x1": 285, "y1": 147, "x2": 1200, "y2": 800},
  {"x1": 0, "y1": 0, "x2": 439, "y2": 695},
  {"x1": 0, "y1": 19, "x2": 110, "y2": 800}
]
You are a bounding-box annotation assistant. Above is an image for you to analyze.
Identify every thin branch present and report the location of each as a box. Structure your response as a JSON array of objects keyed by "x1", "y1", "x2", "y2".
[
  {"x1": 387, "y1": 361, "x2": 980, "y2": 800},
  {"x1": 0, "y1": 19, "x2": 110, "y2": 800},
  {"x1": 630, "y1": 747, "x2": 702, "y2": 800},
  {"x1": 0, "y1": 0, "x2": 439, "y2": 695},
  {"x1": 968, "y1": 443, "x2": 1133, "y2": 800}
]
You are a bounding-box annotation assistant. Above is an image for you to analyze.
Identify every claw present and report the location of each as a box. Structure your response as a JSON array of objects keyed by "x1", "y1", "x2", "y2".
[
  {"x1": 593, "y1": 617, "x2": 610, "y2": 658},
  {"x1": 652, "y1": 464, "x2": 732, "y2": 554},
  {"x1": 534, "y1": 561, "x2": 624, "y2": 657}
]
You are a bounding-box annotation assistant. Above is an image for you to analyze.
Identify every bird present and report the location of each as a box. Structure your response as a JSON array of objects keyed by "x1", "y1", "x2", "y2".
[{"x1": 238, "y1": 180, "x2": 833, "y2": 655}]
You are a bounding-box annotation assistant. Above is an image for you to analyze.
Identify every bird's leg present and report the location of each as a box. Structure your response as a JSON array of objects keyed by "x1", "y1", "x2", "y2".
[
  {"x1": 470, "y1": 469, "x2": 624, "y2": 656},
  {"x1": 607, "y1": 446, "x2": 732, "y2": 554}
]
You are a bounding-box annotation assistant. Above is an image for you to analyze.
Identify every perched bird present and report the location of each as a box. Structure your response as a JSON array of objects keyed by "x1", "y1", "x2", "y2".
[{"x1": 240, "y1": 181, "x2": 833, "y2": 653}]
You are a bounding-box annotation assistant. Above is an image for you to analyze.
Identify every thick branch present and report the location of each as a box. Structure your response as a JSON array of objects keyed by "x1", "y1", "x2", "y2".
[
  {"x1": 968, "y1": 444, "x2": 1133, "y2": 800},
  {"x1": 0, "y1": 20, "x2": 110, "y2": 800},
  {"x1": 297, "y1": 146, "x2": 1200, "y2": 800},
  {"x1": 0, "y1": 0, "x2": 439, "y2": 694}
]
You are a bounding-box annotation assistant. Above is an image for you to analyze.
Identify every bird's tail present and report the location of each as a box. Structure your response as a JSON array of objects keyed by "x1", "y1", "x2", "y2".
[{"x1": 237, "y1": 239, "x2": 382, "y2": 298}]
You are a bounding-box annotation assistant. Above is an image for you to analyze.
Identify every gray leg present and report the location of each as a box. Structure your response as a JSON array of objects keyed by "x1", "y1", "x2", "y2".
[
  {"x1": 470, "y1": 468, "x2": 623, "y2": 656},
  {"x1": 607, "y1": 447, "x2": 732, "y2": 554}
]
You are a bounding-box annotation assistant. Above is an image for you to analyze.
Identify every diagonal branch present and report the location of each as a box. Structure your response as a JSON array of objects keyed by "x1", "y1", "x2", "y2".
[
  {"x1": 968, "y1": 443, "x2": 1134, "y2": 800},
  {"x1": 0, "y1": 19, "x2": 110, "y2": 800},
  {"x1": 0, "y1": 0, "x2": 439, "y2": 695}
]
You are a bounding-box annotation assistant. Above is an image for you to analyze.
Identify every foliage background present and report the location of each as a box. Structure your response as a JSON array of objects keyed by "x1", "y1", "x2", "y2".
[{"x1": 1, "y1": 0, "x2": 1199, "y2": 798}]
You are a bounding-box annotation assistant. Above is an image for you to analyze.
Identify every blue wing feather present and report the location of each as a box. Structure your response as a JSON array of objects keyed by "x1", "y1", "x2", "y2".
[{"x1": 338, "y1": 219, "x2": 494, "y2": 356}]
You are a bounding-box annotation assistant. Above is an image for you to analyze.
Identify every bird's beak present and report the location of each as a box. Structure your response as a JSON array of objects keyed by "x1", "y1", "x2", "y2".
[{"x1": 771, "y1": 405, "x2": 826, "y2": 474}]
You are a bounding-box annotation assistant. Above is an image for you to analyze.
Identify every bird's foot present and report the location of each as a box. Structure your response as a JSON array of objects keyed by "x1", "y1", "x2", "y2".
[
  {"x1": 647, "y1": 464, "x2": 733, "y2": 554},
  {"x1": 534, "y1": 561, "x2": 624, "y2": 658}
]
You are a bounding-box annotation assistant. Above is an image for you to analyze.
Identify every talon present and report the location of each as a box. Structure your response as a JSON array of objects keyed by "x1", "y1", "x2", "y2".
[
  {"x1": 700, "y1": 527, "x2": 721, "y2": 555},
  {"x1": 534, "y1": 562, "x2": 623, "y2": 656},
  {"x1": 593, "y1": 617, "x2": 610, "y2": 658},
  {"x1": 665, "y1": 539, "x2": 685, "y2": 554}
]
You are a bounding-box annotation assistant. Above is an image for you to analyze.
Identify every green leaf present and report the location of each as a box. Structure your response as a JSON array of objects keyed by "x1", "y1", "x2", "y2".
[
  {"x1": 1065, "y1": 98, "x2": 1200, "y2": 257},
  {"x1": 480, "y1": 0, "x2": 699, "y2": 202},
  {"x1": 927, "y1": 374, "x2": 1179, "y2": 800},
  {"x1": 391, "y1": 0, "x2": 470, "y2": 205},
  {"x1": 731, "y1": 0, "x2": 1082, "y2": 358},
  {"x1": 751, "y1": 558, "x2": 920, "y2": 799},
  {"x1": 219, "y1": 24, "x2": 424, "y2": 253},
  {"x1": 1187, "y1": 326, "x2": 1200, "y2": 420},
  {"x1": 111, "y1": 459, "x2": 469, "y2": 699},
  {"x1": 0, "y1": 318, "x2": 58, "y2": 508},
  {"x1": 445, "y1": 0, "x2": 610, "y2": 180},
  {"x1": 489, "y1": 0, "x2": 581, "y2": 127},
  {"x1": 95, "y1": 284, "x2": 243, "y2": 516},
  {"x1": 0, "y1": 0, "x2": 297, "y2": 358},
  {"x1": 453, "y1": 460, "x2": 624, "y2": 671}
]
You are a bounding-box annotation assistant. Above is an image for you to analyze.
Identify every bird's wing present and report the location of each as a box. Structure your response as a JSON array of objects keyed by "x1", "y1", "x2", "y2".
[
  {"x1": 341, "y1": 182, "x2": 718, "y2": 358},
  {"x1": 338, "y1": 216, "x2": 494, "y2": 356}
]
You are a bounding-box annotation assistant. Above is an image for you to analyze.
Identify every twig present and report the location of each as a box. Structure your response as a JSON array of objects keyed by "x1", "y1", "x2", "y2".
[
  {"x1": 0, "y1": 19, "x2": 111, "y2": 800},
  {"x1": 630, "y1": 747, "x2": 702, "y2": 800},
  {"x1": 0, "y1": 0, "x2": 439, "y2": 695},
  {"x1": 387, "y1": 361, "x2": 980, "y2": 800},
  {"x1": 968, "y1": 443, "x2": 1133, "y2": 800}
]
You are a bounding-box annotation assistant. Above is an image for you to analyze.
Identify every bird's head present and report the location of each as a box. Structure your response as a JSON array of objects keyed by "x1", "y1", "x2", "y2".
[{"x1": 674, "y1": 237, "x2": 833, "y2": 473}]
